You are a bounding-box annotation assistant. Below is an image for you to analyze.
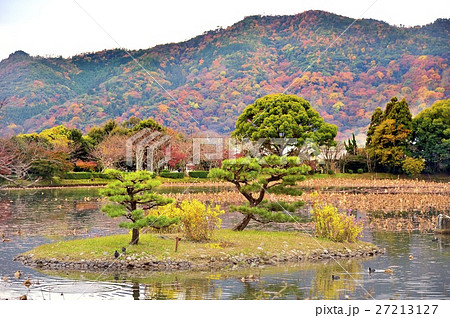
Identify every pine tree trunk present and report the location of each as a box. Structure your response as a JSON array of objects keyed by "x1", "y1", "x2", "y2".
[
  {"x1": 131, "y1": 228, "x2": 140, "y2": 245},
  {"x1": 233, "y1": 214, "x2": 252, "y2": 231}
]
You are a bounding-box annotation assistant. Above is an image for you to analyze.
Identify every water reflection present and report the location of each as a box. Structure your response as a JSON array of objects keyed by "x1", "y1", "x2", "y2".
[{"x1": 309, "y1": 260, "x2": 362, "y2": 300}]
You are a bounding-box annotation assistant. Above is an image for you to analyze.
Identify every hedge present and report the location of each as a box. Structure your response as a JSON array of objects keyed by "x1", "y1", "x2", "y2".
[
  {"x1": 160, "y1": 171, "x2": 185, "y2": 179},
  {"x1": 92, "y1": 172, "x2": 114, "y2": 179},
  {"x1": 188, "y1": 171, "x2": 209, "y2": 178},
  {"x1": 63, "y1": 172, "x2": 115, "y2": 179},
  {"x1": 63, "y1": 172, "x2": 92, "y2": 179}
]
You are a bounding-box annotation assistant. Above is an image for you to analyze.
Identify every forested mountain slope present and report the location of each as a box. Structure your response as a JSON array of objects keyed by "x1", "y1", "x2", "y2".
[{"x1": 1, "y1": 10, "x2": 448, "y2": 140}]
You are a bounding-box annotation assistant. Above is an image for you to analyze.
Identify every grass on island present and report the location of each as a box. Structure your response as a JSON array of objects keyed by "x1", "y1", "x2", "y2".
[{"x1": 23, "y1": 229, "x2": 375, "y2": 263}]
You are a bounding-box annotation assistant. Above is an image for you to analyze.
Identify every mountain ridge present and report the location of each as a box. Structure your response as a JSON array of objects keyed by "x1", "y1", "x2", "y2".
[{"x1": 1, "y1": 10, "x2": 449, "y2": 141}]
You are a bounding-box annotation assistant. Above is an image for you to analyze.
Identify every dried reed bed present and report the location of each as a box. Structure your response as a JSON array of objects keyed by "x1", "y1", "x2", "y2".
[
  {"x1": 301, "y1": 178, "x2": 449, "y2": 194},
  {"x1": 369, "y1": 216, "x2": 437, "y2": 232},
  {"x1": 299, "y1": 192, "x2": 449, "y2": 216},
  {"x1": 163, "y1": 187, "x2": 449, "y2": 217}
]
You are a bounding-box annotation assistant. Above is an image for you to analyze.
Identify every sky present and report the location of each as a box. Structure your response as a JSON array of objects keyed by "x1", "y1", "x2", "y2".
[{"x1": 0, "y1": 0, "x2": 449, "y2": 61}]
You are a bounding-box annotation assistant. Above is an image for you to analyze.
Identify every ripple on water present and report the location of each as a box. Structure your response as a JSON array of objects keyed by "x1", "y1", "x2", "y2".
[{"x1": 39, "y1": 281, "x2": 120, "y2": 294}]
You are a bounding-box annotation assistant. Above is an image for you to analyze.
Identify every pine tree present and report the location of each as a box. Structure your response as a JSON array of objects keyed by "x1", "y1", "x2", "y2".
[
  {"x1": 100, "y1": 169, "x2": 179, "y2": 244},
  {"x1": 209, "y1": 155, "x2": 310, "y2": 231}
]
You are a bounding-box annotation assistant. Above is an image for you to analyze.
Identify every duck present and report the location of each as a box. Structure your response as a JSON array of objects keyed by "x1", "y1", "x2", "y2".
[
  {"x1": 409, "y1": 255, "x2": 414, "y2": 260},
  {"x1": 23, "y1": 278, "x2": 31, "y2": 288},
  {"x1": 331, "y1": 275, "x2": 340, "y2": 280},
  {"x1": 14, "y1": 270, "x2": 22, "y2": 279},
  {"x1": 1, "y1": 233, "x2": 11, "y2": 242},
  {"x1": 240, "y1": 274, "x2": 259, "y2": 283},
  {"x1": 121, "y1": 247, "x2": 126, "y2": 254},
  {"x1": 431, "y1": 238, "x2": 438, "y2": 242},
  {"x1": 368, "y1": 267, "x2": 376, "y2": 273},
  {"x1": 114, "y1": 250, "x2": 119, "y2": 258}
]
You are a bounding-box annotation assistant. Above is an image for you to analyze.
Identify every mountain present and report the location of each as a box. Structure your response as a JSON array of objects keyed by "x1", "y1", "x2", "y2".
[{"x1": 1, "y1": 10, "x2": 449, "y2": 141}]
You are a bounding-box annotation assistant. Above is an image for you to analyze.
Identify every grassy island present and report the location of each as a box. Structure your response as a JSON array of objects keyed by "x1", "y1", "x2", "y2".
[{"x1": 16, "y1": 230, "x2": 383, "y2": 272}]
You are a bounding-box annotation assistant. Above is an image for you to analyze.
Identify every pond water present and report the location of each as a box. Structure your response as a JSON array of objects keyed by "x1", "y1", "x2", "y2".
[{"x1": 0, "y1": 188, "x2": 449, "y2": 300}]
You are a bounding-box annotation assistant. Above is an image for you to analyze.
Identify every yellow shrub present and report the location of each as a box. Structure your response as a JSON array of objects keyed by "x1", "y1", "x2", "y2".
[
  {"x1": 311, "y1": 204, "x2": 363, "y2": 243},
  {"x1": 149, "y1": 199, "x2": 224, "y2": 241}
]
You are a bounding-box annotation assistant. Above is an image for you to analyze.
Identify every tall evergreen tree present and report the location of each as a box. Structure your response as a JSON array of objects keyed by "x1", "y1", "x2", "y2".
[
  {"x1": 366, "y1": 107, "x2": 383, "y2": 147},
  {"x1": 385, "y1": 97, "x2": 413, "y2": 132},
  {"x1": 383, "y1": 96, "x2": 398, "y2": 120},
  {"x1": 366, "y1": 97, "x2": 413, "y2": 172}
]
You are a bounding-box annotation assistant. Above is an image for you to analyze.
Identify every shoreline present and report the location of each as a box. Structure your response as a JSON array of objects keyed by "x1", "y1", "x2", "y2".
[
  {"x1": 14, "y1": 248, "x2": 385, "y2": 272},
  {"x1": 0, "y1": 180, "x2": 233, "y2": 191}
]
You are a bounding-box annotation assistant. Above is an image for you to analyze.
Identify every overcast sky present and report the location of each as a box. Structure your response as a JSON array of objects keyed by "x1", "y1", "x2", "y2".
[{"x1": 0, "y1": 0, "x2": 449, "y2": 61}]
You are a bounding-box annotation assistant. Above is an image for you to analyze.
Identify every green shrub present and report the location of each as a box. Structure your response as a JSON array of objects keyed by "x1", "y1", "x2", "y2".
[
  {"x1": 63, "y1": 172, "x2": 93, "y2": 179},
  {"x1": 91, "y1": 172, "x2": 114, "y2": 179},
  {"x1": 51, "y1": 176, "x2": 61, "y2": 184},
  {"x1": 348, "y1": 169, "x2": 353, "y2": 174},
  {"x1": 357, "y1": 168, "x2": 364, "y2": 174},
  {"x1": 188, "y1": 171, "x2": 209, "y2": 178},
  {"x1": 328, "y1": 169, "x2": 335, "y2": 175},
  {"x1": 312, "y1": 204, "x2": 363, "y2": 243},
  {"x1": 160, "y1": 171, "x2": 184, "y2": 179}
]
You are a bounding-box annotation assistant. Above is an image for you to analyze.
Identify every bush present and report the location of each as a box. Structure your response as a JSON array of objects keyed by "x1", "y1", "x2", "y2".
[
  {"x1": 160, "y1": 171, "x2": 184, "y2": 179},
  {"x1": 357, "y1": 168, "x2": 364, "y2": 174},
  {"x1": 91, "y1": 172, "x2": 114, "y2": 179},
  {"x1": 51, "y1": 176, "x2": 61, "y2": 184},
  {"x1": 63, "y1": 172, "x2": 93, "y2": 179},
  {"x1": 311, "y1": 204, "x2": 363, "y2": 243},
  {"x1": 328, "y1": 169, "x2": 335, "y2": 175},
  {"x1": 149, "y1": 199, "x2": 224, "y2": 241},
  {"x1": 348, "y1": 169, "x2": 353, "y2": 174},
  {"x1": 188, "y1": 171, "x2": 209, "y2": 178},
  {"x1": 402, "y1": 157, "x2": 425, "y2": 177}
]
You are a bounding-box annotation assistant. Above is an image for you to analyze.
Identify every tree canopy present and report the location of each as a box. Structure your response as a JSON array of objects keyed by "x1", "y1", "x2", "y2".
[
  {"x1": 367, "y1": 97, "x2": 413, "y2": 172},
  {"x1": 232, "y1": 94, "x2": 337, "y2": 155},
  {"x1": 412, "y1": 99, "x2": 450, "y2": 173}
]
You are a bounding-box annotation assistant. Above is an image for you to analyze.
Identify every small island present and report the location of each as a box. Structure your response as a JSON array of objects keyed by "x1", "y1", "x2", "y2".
[{"x1": 15, "y1": 230, "x2": 383, "y2": 272}]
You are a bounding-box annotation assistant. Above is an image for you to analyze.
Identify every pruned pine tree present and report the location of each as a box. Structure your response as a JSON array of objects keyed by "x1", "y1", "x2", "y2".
[
  {"x1": 100, "y1": 169, "x2": 179, "y2": 244},
  {"x1": 209, "y1": 155, "x2": 310, "y2": 231}
]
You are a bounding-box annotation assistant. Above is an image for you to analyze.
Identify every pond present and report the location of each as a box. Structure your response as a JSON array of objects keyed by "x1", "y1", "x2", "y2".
[{"x1": 0, "y1": 188, "x2": 449, "y2": 300}]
